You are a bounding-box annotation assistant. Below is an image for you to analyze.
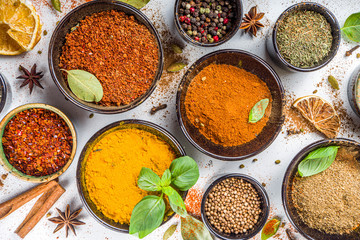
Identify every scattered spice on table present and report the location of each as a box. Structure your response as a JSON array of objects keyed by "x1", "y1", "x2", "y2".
[
  {"x1": 1, "y1": 173, "x2": 7, "y2": 180},
  {"x1": 239, "y1": 164, "x2": 245, "y2": 169},
  {"x1": 276, "y1": 10, "x2": 333, "y2": 68},
  {"x1": 204, "y1": 177, "x2": 262, "y2": 234},
  {"x1": 357, "y1": 53, "x2": 360, "y2": 58},
  {"x1": 345, "y1": 45, "x2": 359, "y2": 56},
  {"x1": 275, "y1": 160, "x2": 281, "y2": 164},
  {"x1": 151, "y1": 103, "x2": 168, "y2": 115},
  {"x1": 84, "y1": 128, "x2": 177, "y2": 224},
  {"x1": 48, "y1": 205, "x2": 85, "y2": 237},
  {"x1": 59, "y1": 10, "x2": 159, "y2": 106},
  {"x1": 89, "y1": 113, "x2": 94, "y2": 119},
  {"x1": 184, "y1": 187, "x2": 203, "y2": 218},
  {"x1": 17, "y1": 64, "x2": 44, "y2": 94},
  {"x1": 185, "y1": 63, "x2": 272, "y2": 147},
  {"x1": 178, "y1": 0, "x2": 237, "y2": 43},
  {"x1": 2, "y1": 108, "x2": 73, "y2": 177},
  {"x1": 291, "y1": 147, "x2": 360, "y2": 235},
  {"x1": 253, "y1": 158, "x2": 258, "y2": 162}
]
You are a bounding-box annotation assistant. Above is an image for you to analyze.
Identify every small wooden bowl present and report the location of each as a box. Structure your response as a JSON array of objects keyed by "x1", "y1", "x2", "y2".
[{"x1": 0, "y1": 103, "x2": 77, "y2": 183}]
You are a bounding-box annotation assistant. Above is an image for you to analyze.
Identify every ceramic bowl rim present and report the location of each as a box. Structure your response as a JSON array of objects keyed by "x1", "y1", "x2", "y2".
[
  {"x1": 48, "y1": 0, "x2": 164, "y2": 114},
  {"x1": 201, "y1": 173, "x2": 270, "y2": 240},
  {"x1": 0, "y1": 103, "x2": 77, "y2": 183},
  {"x1": 271, "y1": 2, "x2": 341, "y2": 72},
  {"x1": 176, "y1": 49, "x2": 285, "y2": 160},
  {"x1": 76, "y1": 119, "x2": 187, "y2": 233}
]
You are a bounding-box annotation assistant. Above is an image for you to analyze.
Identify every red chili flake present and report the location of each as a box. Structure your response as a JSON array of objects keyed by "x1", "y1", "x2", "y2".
[{"x1": 2, "y1": 108, "x2": 73, "y2": 177}]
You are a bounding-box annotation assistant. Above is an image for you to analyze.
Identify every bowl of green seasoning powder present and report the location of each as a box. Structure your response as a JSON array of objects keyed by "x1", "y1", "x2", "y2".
[{"x1": 266, "y1": 2, "x2": 341, "y2": 72}]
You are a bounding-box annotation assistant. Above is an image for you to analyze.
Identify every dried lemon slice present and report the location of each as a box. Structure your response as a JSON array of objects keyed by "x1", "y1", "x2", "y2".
[
  {"x1": 293, "y1": 95, "x2": 340, "y2": 138},
  {"x1": 0, "y1": 0, "x2": 42, "y2": 55}
]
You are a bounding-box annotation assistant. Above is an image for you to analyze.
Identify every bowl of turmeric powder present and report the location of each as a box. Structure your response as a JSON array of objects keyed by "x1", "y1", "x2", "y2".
[
  {"x1": 76, "y1": 119, "x2": 186, "y2": 232},
  {"x1": 177, "y1": 49, "x2": 284, "y2": 160}
]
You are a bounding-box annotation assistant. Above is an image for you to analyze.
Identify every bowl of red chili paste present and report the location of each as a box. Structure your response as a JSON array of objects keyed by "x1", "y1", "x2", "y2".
[
  {"x1": 0, "y1": 104, "x2": 77, "y2": 183},
  {"x1": 49, "y1": 0, "x2": 163, "y2": 114}
]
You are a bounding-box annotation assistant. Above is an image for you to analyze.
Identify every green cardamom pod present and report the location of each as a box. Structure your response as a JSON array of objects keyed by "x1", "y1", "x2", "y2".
[
  {"x1": 167, "y1": 62, "x2": 186, "y2": 72},
  {"x1": 328, "y1": 75, "x2": 339, "y2": 90},
  {"x1": 51, "y1": 0, "x2": 62, "y2": 12},
  {"x1": 171, "y1": 44, "x2": 183, "y2": 54}
]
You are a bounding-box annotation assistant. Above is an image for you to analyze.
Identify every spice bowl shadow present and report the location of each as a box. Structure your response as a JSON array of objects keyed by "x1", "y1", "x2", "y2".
[
  {"x1": 76, "y1": 119, "x2": 187, "y2": 233},
  {"x1": 48, "y1": 0, "x2": 164, "y2": 114},
  {"x1": 201, "y1": 174, "x2": 270, "y2": 240},
  {"x1": 0, "y1": 103, "x2": 77, "y2": 183},
  {"x1": 282, "y1": 138, "x2": 360, "y2": 240},
  {"x1": 176, "y1": 49, "x2": 285, "y2": 160},
  {"x1": 266, "y1": 2, "x2": 341, "y2": 72},
  {"x1": 173, "y1": 0, "x2": 243, "y2": 47}
]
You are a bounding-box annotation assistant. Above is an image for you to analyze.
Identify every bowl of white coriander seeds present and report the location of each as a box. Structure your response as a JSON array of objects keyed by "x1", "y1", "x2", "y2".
[{"x1": 201, "y1": 174, "x2": 269, "y2": 240}]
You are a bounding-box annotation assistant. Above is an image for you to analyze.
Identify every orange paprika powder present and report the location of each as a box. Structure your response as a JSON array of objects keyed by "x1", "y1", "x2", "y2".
[{"x1": 185, "y1": 64, "x2": 272, "y2": 147}]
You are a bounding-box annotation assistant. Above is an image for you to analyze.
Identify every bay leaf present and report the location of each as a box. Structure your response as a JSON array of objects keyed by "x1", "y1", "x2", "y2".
[
  {"x1": 167, "y1": 62, "x2": 187, "y2": 72},
  {"x1": 261, "y1": 218, "x2": 281, "y2": 240},
  {"x1": 62, "y1": 69, "x2": 103, "y2": 103},
  {"x1": 341, "y1": 12, "x2": 360, "y2": 42},
  {"x1": 163, "y1": 224, "x2": 177, "y2": 240},
  {"x1": 249, "y1": 98, "x2": 269, "y2": 123},
  {"x1": 181, "y1": 215, "x2": 212, "y2": 240},
  {"x1": 118, "y1": 0, "x2": 150, "y2": 9},
  {"x1": 171, "y1": 44, "x2": 183, "y2": 54}
]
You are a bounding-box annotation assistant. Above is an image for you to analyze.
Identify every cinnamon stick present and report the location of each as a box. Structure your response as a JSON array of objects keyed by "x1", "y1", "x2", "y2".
[
  {"x1": 0, "y1": 180, "x2": 58, "y2": 220},
  {"x1": 15, "y1": 183, "x2": 65, "y2": 238}
]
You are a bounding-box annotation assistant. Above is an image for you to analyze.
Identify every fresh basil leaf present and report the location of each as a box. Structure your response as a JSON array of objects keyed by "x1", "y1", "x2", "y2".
[
  {"x1": 138, "y1": 167, "x2": 161, "y2": 191},
  {"x1": 163, "y1": 224, "x2": 177, "y2": 240},
  {"x1": 129, "y1": 195, "x2": 165, "y2": 239},
  {"x1": 119, "y1": 0, "x2": 150, "y2": 9},
  {"x1": 261, "y1": 218, "x2": 281, "y2": 240},
  {"x1": 162, "y1": 186, "x2": 187, "y2": 218},
  {"x1": 62, "y1": 69, "x2": 103, "y2": 102},
  {"x1": 341, "y1": 12, "x2": 360, "y2": 42},
  {"x1": 249, "y1": 98, "x2": 269, "y2": 123},
  {"x1": 160, "y1": 169, "x2": 171, "y2": 187},
  {"x1": 170, "y1": 156, "x2": 199, "y2": 191},
  {"x1": 298, "y1": 146, "x2": 339, "y2": 177},
  {"x1": 181, "y1": 215, "x2": 213, "y2": 240}
]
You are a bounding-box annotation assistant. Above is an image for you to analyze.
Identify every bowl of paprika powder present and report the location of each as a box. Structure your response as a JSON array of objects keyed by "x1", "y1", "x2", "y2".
[
  {"x1": 177, "y1": 49, "x2": 284, "y2": 160},
  {"x1": 49, "y1": 0, "x2": 164, "y2": 114},
  {"x1": 0, "y1": 103, "x2": 77, "y2": 183}
]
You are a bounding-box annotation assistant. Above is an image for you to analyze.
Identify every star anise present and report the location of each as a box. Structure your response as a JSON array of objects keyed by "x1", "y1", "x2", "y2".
[
  {"x1": 239, "y1": 6, "x2": 265, "y2": 37},
  {"x1": 48, "y1": 205, "x2": 85, "y2": 237},
  {"x1": 17, "y1": 64, "x2": 44, "y2": 94}
]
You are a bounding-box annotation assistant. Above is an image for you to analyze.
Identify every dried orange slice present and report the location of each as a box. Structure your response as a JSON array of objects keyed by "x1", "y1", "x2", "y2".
[
  {"x1": 293, "y1": 95, "x2": 340, "y2": 138},
  {"x1": 0, "y1": 0, "x2": 42, "y2": 55}
]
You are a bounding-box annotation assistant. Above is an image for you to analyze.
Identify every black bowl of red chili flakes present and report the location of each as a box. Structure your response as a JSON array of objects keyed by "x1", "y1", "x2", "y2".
[
  {"x1": 0, "y1": 104, "x2": 77, "y2": 183},
  {"x1": 49, "y1": 0, "x2": 164, "y2": 114}
]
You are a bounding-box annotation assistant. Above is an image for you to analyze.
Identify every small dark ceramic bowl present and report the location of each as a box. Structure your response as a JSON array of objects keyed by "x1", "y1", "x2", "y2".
[
  {"x1": 174, "y1": 0, "x2": 243, "y2": 47},
  {"x1": 347, "y1": 65, "x2": 360, "y2": 118},
  {"x1": 201, "y1": 174, "x2": 270, "y2": 240},
  {"x1": 0, "y1": 73, "x2": 10, "y2": 114},
  {"x1": 282, "y1": 139, "x2": 360, "y2": 240},
  {"x1": 0, "y1": 104, "x2": 77, "y2": 183},
  {"x1": 266, "y1": 2, "x2": 341, "y2": 72},
  {"x1": 76, "y1": 119, "x2": 186, "y2": 233},
  {"x1": 176, "y1": 49, "x2": 285, "y2": 160},
  {"x1": 49, "y1": 0, "x2": 164, "y2": 114}
]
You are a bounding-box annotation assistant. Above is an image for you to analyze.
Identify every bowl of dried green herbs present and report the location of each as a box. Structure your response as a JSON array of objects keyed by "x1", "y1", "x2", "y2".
[
  {"x1": 282, "y1": 138, "x2": 360, "y2": 239},
  {"x1": 266, "y1": 2, "x2": 341, "y2": 72}
]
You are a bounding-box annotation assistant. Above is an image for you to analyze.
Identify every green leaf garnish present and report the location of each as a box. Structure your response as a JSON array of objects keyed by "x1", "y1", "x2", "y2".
[
  {"x1": 62, "y1": 69, "x2": 103, "y2": 103},
  {"x1": 249, "y1": 98, "x2": 269, "y2": 123},
  {"x1": 341, "y1": 12, "x2": 360, "y2": 42},
  {"x1": 298, "y1": 146, "x2": 339, "y2": 177},
  {"x1": 170, "y1": 156, "x2": 199, "y2": 191},
  {"x1": 163, "y1": 224, "x2": 177, "y2": 240},
  {"x1": 138, "y1": 167, "x2": 161, "y2": 191},
  {"x1": 119, "y1": 0, "x2": 150, "y2": 9},
  {"x1": 129, "y1": 195, "x2": 165, "y2": 239},
  {"x1": 162, "y1": 186, "x2": 187, "y2": 218},
  {"x1": 261, "y1": 218, "x2": 281, "y2": 240},
  {"x1": 160, "y1": 169, "x2": 171, "y2": 187}
]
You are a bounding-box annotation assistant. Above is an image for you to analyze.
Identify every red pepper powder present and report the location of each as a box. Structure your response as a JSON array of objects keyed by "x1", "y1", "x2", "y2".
[
  {"x1": 2, "y1": 108, "x2": 73, "y2": 177},
  {"x1": 59, "y1": 10, "x2": 159, "y2": 106},
  {"x1": 184, "y1": 188, "x2": 203, "y2": 218}
]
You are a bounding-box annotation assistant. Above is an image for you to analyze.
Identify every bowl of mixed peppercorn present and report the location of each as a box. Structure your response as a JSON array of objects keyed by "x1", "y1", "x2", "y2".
[
  {"x1": 266, "y1": 2, "x2": 341, "y2": 72},
  {"x1": 174, "y1": 0, "x2": 243, "y2": 47},
  {"x1": 0, "y1": 104, "x2": 77, "y2": 183},
  {"x1": 49, "y1": 0, "x2": 164, "y2": 114},
  {"x1": 201, "y1": 174, "x2": 269, "y2": 239}
]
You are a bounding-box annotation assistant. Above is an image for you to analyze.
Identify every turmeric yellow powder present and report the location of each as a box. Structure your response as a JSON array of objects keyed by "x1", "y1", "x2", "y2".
[{"x1": 84, "y1": 128, "x2": 176, "y2": 225}]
